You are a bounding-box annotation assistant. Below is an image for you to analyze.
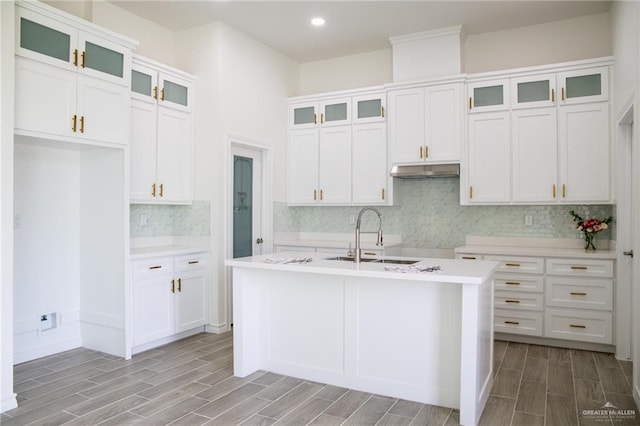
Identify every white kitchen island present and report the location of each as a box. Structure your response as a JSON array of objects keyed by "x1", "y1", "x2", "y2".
[{"x1": 225, "y1": 252, "x2": 498, "y2": 425}]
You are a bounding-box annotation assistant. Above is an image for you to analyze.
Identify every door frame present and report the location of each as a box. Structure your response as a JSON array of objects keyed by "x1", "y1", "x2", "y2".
[
  {"x1": 615, "y1": 95, "x2": 635, "y2": 362},
  {"x1": 224, "y1": 134, "x2": 272, "y2": 329}
]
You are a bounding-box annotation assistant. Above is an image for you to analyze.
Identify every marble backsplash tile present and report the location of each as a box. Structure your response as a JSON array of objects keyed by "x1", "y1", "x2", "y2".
[
  {"x1": 130, "y1": 200, "x2": 210, "y2": 238},
  {"x1": 274, "y1": 178, "x2": 616, "y2": 249}
]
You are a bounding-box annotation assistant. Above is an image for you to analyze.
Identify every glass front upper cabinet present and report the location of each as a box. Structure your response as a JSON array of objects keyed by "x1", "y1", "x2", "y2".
[
  {"x1": 352, "y1": 93, "x2": 386, "y2": 123},
  {"x1": 289, "y1": 102, "x2": 319, "y2": 129},
  {"x1": 558, "y1": 67, "x2": 609, "y2": 105},
  {"x1": 467, "y1": 79, "x2": 509, "y2": 113},
  {"x1": 511, "y1": 74, "x2": 556, "y2": 109},
  {"x1": 159, "y1": 73, "x2": 192, "y2": 112},
  {"x1": 320, "y1": 98, "x2": 351, "y2": 127},
  {"x1": 17, "y1": 6, "x2": 130, "y2": 86}
]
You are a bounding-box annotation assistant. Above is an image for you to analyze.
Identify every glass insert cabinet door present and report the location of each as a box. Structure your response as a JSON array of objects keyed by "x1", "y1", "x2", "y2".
[
  {"x1": 558, "y1": 67, "x2": 609, "y2": 104},
  {"x1": 352, "y1": 93, "x2": 386, "y2": 123},
  {"x1": 289, "y1": 101, "x2": 318, "y2": 129},
  {"x1": 320, "y1": 98, "x2": 351, "y2": 126},
  {"x1": 467, "y1": 79, "x2": 509, "y2": 113},
  {"x1": 17, "y1": 7, "x2": 130, "y2": 85},
  {"x1": 510, "y1": 74, "x2": 556, "y2": 109}
]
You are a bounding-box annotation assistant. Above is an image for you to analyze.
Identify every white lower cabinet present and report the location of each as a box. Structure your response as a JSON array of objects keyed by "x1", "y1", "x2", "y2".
[
  {"x1": 458, "y1": 251, "x2": 615, "y2": 346},
  {"x1": 132, "y1": 252, "x2": 209, "y2": 347}
]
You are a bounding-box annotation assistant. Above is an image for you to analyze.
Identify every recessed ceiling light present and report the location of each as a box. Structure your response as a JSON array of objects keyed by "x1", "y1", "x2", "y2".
[{"x1": 311, "y1": 17, "x2": 325, "y2": 27}]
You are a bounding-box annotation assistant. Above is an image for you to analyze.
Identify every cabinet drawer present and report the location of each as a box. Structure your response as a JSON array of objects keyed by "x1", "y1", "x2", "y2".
[
  {"x1": 494, "y1": 274, "x2": 543, "y2": 293},
  {"x1": 546, "y1": 258, "x2": 613, "y2": 278},
  {"x1": 494, "y1": 310, "x2": 543, "y2": 336},
  {"x1": 133, "y1": 257, "x2": 173, "y2": 280},
  {"x1": 175, "y1": 253, "x2": 209, "y2": 272},
  {"x1": 485, "y1": 255, "x2": 544, "y2": 274},
  {"x1": 545, "y1": 277, "x2": 612, "y2": 311},
  {"x1": 544, "y1": 308, "x2": 612, "y2": 344},
  {"x1": 495, "y1": 291, "x2": 543, "y2": 311}
]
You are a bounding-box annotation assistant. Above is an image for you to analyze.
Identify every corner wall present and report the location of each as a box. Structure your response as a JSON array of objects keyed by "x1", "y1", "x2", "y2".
[{"x1": 0, "y1": 0, "x2": 16, "y2": 413}]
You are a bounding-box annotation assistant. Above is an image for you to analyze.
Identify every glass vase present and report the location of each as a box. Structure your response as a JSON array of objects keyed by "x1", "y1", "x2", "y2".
[{"x1": 584, "y1": 232, "x2": 597, "y2": 251}]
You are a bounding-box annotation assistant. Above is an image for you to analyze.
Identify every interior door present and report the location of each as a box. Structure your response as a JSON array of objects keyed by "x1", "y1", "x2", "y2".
[{"x1": 232, "y1": 146, "x2": 263, "y2": 258}]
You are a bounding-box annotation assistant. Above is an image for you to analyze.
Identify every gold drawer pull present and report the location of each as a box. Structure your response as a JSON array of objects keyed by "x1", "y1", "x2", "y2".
[
  {"x1": 188, "y1": 260, "x2": 199, "y2": 265},
  {"x1": 177, "y1": 278, "x2": 182, "y2": 292},
  {"x1": 504, "y1": 321, "x2": 520, "y2": 325},
  {"x1": 149, "y1": 265, "x2": 162, "y2": 270},
  {"x1": 462, "y1": 256, "x2": 476, "y2": 260},
  {"x1": 571, "y1": 266, "x2": 588, "y2": 270},
  {"x1": 570, "y1": 324, "x2": 586, "y2": 329},
  {"x1": 570, "y1": 292, "x2": 587, "y2": 296},
  {"x1": 505, "y1": 281, "x2": 521, "y2": 286},
  {"x1": 364, "y1": 252, "x2": 376, "y2": 256},
  {"x1": 505, "y1": 300, "x2": 520, "y2": 304},
  {"x1": 171, "y1": 279, "x2": 175, "y2": 293},
  {"x1": 505, "y1": 263, "x2": 521, "y2": 267}
]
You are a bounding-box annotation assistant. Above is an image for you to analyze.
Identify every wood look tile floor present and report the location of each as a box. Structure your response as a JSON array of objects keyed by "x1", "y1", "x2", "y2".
[{"x1": 2, "y1": 333, "x2": 637, "y2": 425}]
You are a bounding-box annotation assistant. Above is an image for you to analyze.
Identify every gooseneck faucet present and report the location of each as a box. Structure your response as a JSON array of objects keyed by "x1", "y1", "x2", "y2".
[{"x1": 354, "y1": 207, "x2": 383, "y2": 263}]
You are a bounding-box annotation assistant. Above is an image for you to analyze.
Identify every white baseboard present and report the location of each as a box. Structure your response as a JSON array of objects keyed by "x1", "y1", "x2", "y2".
[
  {"x1": 131, "y1": 327, "x2": 205, "y2": 355},
  {"x1": 205, "y1": 322, "x2": 230, "y2": 334},
  {"x1": 1, "y1": 393, "x2": 18, "y2": 413},
  {"x1": 13, "y1": 338, "x2": 81, "y2": 365}
]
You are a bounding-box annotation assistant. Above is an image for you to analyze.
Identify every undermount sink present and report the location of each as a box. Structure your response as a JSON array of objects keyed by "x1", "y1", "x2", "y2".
[
  {"x1": 325, "y1": 256, "x2": 419, "y2": 265},
  {"x1": 375, "y1": 259, "x2": 419, "y2": 265},
  {"x1": 325, "y1": 256, "x2": 378, "y2": 262}
]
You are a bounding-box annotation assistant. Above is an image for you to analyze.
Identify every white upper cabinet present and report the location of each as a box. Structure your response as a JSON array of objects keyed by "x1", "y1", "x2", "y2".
[
  {"x1": 352, "y1": 123, "x2": 388, "y2": 205},
  {"x1": 388, "y1": 82, "x2": 462, "y2": 164},
  {"x1": 467, "y1": 111, "x2": 511, "y2": 203},
  {"x1": 16, "y1": 5, "x2": 132, "y2": 86},
  {"x1": 467, "y1": 79, "x2": 509, "y2": 113},
  {"x1": 558, "y1": 102, "x2": 610, "y2": 202},
  {"x1": 14, "y1": 2, "x2": 136, "y2": 146},
  {"x1": 511, "y1": 74, "x2": 557, "y2": 109},
  {"x1": 288, "y1": 129, "x2": 320, "y2": 204},
  {"x1": 465, "y1": 59, "x2": 612, "y2": 205},
  {"x1": 320, "y1": 98, "x2": 351, "y2": 127},
  {"x1": 352, "y1": 92, "x2": 386, "y2": 123},
  {"x1": 287, "y1": 87, "x2": 392, "y2": 206},
  {"x1": 558, "y1": 67, "x2": 608, "y2": 105},
  {"x1": 511, "y1": 108, "x2": 558, "y2": 203},
  {"x1": 130, "y1": 56, "x2": 195, "y2": 204}
]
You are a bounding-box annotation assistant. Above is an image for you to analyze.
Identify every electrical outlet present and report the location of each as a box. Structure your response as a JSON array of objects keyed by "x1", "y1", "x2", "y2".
[
  {"x1": 349, "y1": 214, "x2": 356, "y2": 225},
  {"x1": 525, "y1": 215, "x2": 533, "y2": 226},
  {"x1": 139, "y1": 214, "x2": 148, "y2": 227},
  {"x1": 14, "y1": 214, "x2": 22, "y2": 230}
]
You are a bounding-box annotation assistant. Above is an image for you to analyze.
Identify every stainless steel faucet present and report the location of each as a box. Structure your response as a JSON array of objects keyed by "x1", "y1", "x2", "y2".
[{"x1": 354, "y1": 207, "x2": 383, "y2": 263}]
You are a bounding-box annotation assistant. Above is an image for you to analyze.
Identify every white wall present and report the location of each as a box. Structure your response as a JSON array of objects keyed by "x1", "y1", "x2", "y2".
[
  {"x1": 610, "y1": 0, "x2": 640, "y2": 407},
  {"x1": 299, "y1": 49, "x2": 392, "y2": 95},
  {"x1": 464, "y1": 12, "x2": 611, "y2": 73},
  {"x1": 299, "y1": 12, "x2": 612, "y2": 93},
  {"x1": 0, "y1": 0, "x2": 17, "y2": 414},
  {"x1": 175, "y1": 20, "x2": 298, "y2": 329}
]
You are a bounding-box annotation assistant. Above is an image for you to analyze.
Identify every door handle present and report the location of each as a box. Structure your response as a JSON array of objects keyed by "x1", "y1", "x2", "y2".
[
  {"x1": 624, "y1": 250, "x2": 634, "y2": 258},
  {"x1": 256, "y1": 238, "x2": 263, "y2": 244}
]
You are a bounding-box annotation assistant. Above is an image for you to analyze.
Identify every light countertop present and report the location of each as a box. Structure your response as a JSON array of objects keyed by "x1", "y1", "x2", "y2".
[
  {"x1": 225, "y1": 251, "x2": 498, "y2": 285},
  {"x1": 455, "y1": 236, "x2": 617, "y2": 260}
]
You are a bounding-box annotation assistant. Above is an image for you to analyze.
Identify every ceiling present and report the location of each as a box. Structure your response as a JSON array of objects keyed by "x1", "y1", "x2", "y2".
[{"x1": 108, "y1": 1, "x2": 611, "y2": 63}]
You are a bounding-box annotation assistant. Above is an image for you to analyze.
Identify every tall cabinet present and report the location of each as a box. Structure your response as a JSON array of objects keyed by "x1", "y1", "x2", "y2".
[
  {"x1": 287, "y1": 88, "x2": 390, "y2": 206},
  {"x1": 130, "y1": 56, "x2": 194, "y2": 204},
  {"x1": 464, "y1": 59, "x2": 612, "y2": 205},
  {"x1": 13, "y1": 1, "x2": 137, "y2": 362}
]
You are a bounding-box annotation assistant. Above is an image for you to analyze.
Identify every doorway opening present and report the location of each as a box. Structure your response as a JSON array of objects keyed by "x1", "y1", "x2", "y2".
[{"x1": 226, "y1": 137, "x2": 271, "y2": 328}]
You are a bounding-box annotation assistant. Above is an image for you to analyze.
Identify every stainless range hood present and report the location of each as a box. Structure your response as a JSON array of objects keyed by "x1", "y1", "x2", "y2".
[{"x1": 390, "y1": 163, "x2": 460, "y2": 179}]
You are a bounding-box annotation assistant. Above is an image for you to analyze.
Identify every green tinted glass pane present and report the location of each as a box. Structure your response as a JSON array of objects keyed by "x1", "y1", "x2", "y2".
[
  {"x1": 518, "y1": 80, "x2": 549, "y2": 103},
  {"x1": 357, "y1": 99, "x2": 381, "y2": 118},
  {"x1": 163, "y1": 80, "x2": 188, "y2": 106},
  {"x1": 474, "y1": 85, "x2": 503, "y2": 107},
  {"x1": 85, "y1": 41, "x2": 123, "y2": 78},
  {"x1": 294, "y1": 106, "x2": 315, "y2": 125},
  {"x1": 325, "y1": 102, "x2": 347, "y2": 122},
  {"x1": 566, "y1": 74, "x2": 601, "y2": 99},
  {"x1": 20, "y1": 18, "x2": 70, "y2": 62},
  {"x1": 131, "y1": 70, "x2": 152, "y2": 96}
]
